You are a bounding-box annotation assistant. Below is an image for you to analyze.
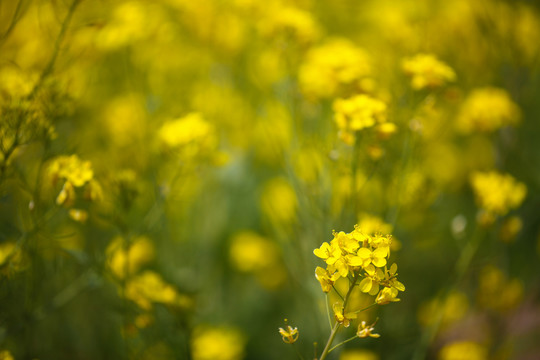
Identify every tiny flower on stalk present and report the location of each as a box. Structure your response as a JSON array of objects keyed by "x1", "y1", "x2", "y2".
[
  {"x1": 357, "y1": 320, "x2": 380, "y2": 338},
  {"x1": 278, "y1": 321, "x2": 299, "y2": 344}
]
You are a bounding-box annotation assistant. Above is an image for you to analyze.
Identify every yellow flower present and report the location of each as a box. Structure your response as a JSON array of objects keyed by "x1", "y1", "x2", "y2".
[
  {"x1": 438, "y1": 341, "x2": 488, "y2": 360},
  {"x1": 0, "y1": 350, "x2": 14, "y2": 360},
  {"x1": 402, "y1": 54, "x2": 456, "y2": 90},
  {"x1": 313, "y1": 241, "x2": 341, "y2": 265},
  {"x1": 158, "y1": 112, "x2": 219, "y2": 161},
  {"x1": 278, "y1": 325, "x2": 299, "y2": 344},
  {"x1": 315, "y1": 266, "x2": 339, "y2": 293},
  {"x1": 339, "y1": 349, "x2": 379, "y2": 360},
  {"x1": 48, "y1": 155, "x2": 94, "y2": 187},
  {"x1": 107, "y1": 236, "x2": 155, "y2": 279},
  {"x1": 333, "y1": 303, "x2": 357, "y2": 327},
  {"x1": 470, "y1": 171, "x2": 526, "y2": 217},
  {"x1": 125, "y1": 271, "x2": 191, "y2": 310},
  {"x1": 333, "y1": 94, "x2": 388, "y2": 145},
  {"x1": 356, "y1": 247, "x2": 387, "y2": 268},
  {"x1": 299, "y1": 38, "x2": 372, "y2": 100},
  {"x1": 375, "y1": 287, "x2": 400, "y2": 305},
  {"x1": 457, "y1": 87, "x2": 520, "y2": 133},
  {"x1": 229, "y1": 231, "x2": 279, "y2": 273},
  {"x1": 192, "y1": 326, "x2": 245, "y2": 360},
  {"x1": 358, "y1": 265, "x2": 382, "y2": 296},
  {"x1": 356, "y1": 320, "x2": 380, "y2": 338}
]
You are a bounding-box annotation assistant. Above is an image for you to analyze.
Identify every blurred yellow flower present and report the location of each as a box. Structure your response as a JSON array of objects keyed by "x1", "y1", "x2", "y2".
[
  {"x1": 0, "y1": 350, "x2": 14, "y2": 360},
  {"x1": 48, "y1": 155, "x2": 93, "y2": 188},
  {"x1": 191, "y1": 326, "x2": 245, "y2": 360},
  {"x1": 340, "y1": 349, "x2": 379, "y2": 360},
  {"x1": 260, "y1": 177, "x2": 298, "y2": 230},
  {"x1": 125, "y1": 270, "x2": 191, "y2": 310},
  {"x1": 107, "y1": 236, "x2": 155, "y2": 279},
  {"x1": 229, "y1": 231, "x2": 279, "y2": 273},
  {"x1": 402, "y1": 54, "x2": 456, "y2": 90},
  {"x1": 470, "y1": 171, "x2": 526, "y2": 219},
  {"x1": 159, "y1": 113, "x2": 216, "y2": 150},
  {"x1": 418, "y1": 291, "x2": 469, "y2": 328},
  {"x1": 333, "y1": 94, "x2": 388, "y2": 145},
  {"x1": 438, "y1": 341, "x2": 488, "y2": 360},
  {"x1": 299, "y1": 39, "x2": 372, "y2": 100},
  {"x1": 477, "y1": 265, "x2": 523, "y2": 312},
  {"x1": 456, "y1": 87, "x2": 520, "y2": 133}
]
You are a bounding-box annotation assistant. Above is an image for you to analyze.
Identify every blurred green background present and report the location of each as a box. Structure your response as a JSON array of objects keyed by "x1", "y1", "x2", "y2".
[{"x1": 1, "y1": 0, "x2": 540, "y2": 359}]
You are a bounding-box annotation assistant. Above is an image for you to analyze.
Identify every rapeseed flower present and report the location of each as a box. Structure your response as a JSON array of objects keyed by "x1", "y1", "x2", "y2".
[
  {"x1": 470, "y1": 171, "x2": 526, "y2": 221},
  {"x1": 191, "y1": 326, "x2": 245, "y2": 360},
  {"x1": 333, "y1": 94, "x2": 388, "y2": 145},
  {"x1": 457, "y1": 87, "x2": 520, "y2": 133},
  {"x1": 278, "y1": 324, "x2": 299, "y2": 344},
  {"x1": 402, "y1": 54, "x2": 456, "y2": 90}
]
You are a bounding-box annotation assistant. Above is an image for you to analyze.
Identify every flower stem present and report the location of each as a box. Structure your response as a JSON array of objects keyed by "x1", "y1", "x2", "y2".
[
  {"x1": 319, "y1": 276, "x2": 358, "y2": 360},
  {"x1": 328, "y1": 335, "x2": 358, "y2": 354}
]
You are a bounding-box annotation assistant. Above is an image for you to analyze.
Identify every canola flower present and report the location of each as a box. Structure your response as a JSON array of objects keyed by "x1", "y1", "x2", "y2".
[
  {"x1": 333, "y1": 94, "x2": 393, "y2": 145},
  {"x1": 48, "y1": 155, "x2": 102, "y2": 207},
  {"x1": 158, "y1": 112, "x2": 218, "y2": 161},
  {"x1": 438, "y1": 340, "x2": 488, "y2": 360},
  {"x1": 191, "y1": 326, "x2": 245, "y2": 360},
  {"x1": 299, "y1": 39, "x2": 372, "y2": 100},
  {"x1": 309, "y1": 226, "x2": 404, "y2": 359},
  {"x1": 470, "y1": 171, "x2": 526, "y2": 223},
  {"x1": 456, "y1": 87, "x2": 520, "y2": 133},
  {"x1": 278, "y1": 324, "x2": 299, "y2": 344},
  {"x1": 402, "y1": 54, "x2": 456, "y2": 90}
]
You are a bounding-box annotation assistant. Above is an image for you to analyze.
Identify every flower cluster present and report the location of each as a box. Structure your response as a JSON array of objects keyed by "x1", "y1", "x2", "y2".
[
  {"x1": 158, "y1": 112, "x2": 219, "y2": 161},
  {"x1": 470, "y1": 171, "x2": 526, "y2": 223},
  {"x1": 314, "y1": 226, "x2": 405, "y2": 309},
  {"x1": 48, "y1": 155, "x2": 102, "y2": 220},
  {"x1": 402, "y1": 53, "x2": 456, "y2": 90},
  {"x1": 333, "y1": 94, "x2": 395, "y2": 145},
  {"x1": 299, "y1": 39, "x2": 372, "y2": 100},
  {"x1": 456, "y1": 87, "x2": 521, "y2": 133}
]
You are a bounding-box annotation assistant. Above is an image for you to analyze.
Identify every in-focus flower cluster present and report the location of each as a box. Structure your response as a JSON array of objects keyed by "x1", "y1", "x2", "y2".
[{"x1": 314, "y1": 226, "x2": 405, "y2": 308}]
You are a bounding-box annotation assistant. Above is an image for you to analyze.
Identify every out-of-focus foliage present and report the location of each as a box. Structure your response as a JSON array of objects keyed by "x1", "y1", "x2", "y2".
[{"x1": 1, "y1": 0, "x2": 540, "y2": 359}]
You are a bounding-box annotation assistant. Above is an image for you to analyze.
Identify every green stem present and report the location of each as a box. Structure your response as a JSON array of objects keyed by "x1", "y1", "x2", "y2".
[
  {"x1": 319, "y1": 276, "x2": 358, "y2": 360},
  {"x1": 319, "y1": 322, "x2": 340, "y2": 360},
  {"x1": 328, "y1": 335, "x2": 358, "y2": 354},
  {"x1": 353, "y1": 302, "x2": 377, "y2": 314}
]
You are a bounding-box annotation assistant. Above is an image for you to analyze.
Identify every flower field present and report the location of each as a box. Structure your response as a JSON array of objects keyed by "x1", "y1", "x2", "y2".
[{"x1": 1, "y1": 0, "x2": 540, "y2": 359}]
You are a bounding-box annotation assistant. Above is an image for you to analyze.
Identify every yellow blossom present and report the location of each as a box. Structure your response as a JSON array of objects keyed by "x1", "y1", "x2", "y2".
[
  {"x1": 402, "y1": 54, "x2": 456, "y2": 90},
  {"x1": 315, "y1": 266, "x2": 339, "y2": 293},
  {"x1": 192, "y1": 326, "x2": 245, "y2": 360},
  {"x1": 333, "y1": 94, "x2": 388, "y2": 145},
  {"x1": 356, "y1": 320, "x2": 380, "y2": 338},
  {"x1": 229, "y1": 231, "x2": 279, "y2": 272},
  {"x1": 470, "y1": 171, "x2": 526, "y2": 217},
  {"x1": 278, "y1": 324, "x2": 299, "y2": 344},
  {"x1": 457, "y1": 87, "x2": 520, "y2": 133},
  {"x1": 333, "y1": 303, "x2": 357, "y2": 327},
  {"x1": 158, "y1": 113, "x2": 217, "y2": 158},
  {"x1": 438, "y1": 341, "x2": 488, "y2": 360},
  {"x1": 375, "y1": 287, "x2": 400, "y2": 305},
  {"x1": 299, "y1": 39, "x2": 372, "y2": 100}
]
